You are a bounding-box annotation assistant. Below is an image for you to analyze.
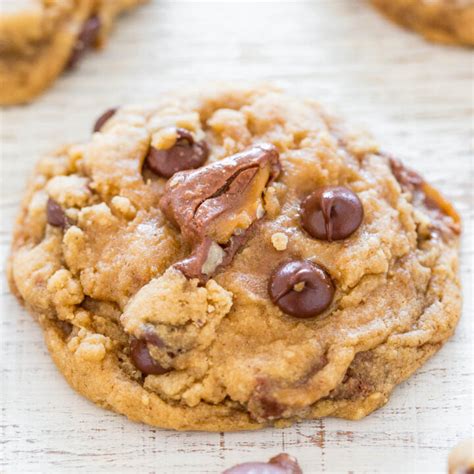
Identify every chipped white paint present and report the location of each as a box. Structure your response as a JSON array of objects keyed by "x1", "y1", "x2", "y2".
[{"x1": 0, "y1": 1, "x2": 472, "y2": 473}]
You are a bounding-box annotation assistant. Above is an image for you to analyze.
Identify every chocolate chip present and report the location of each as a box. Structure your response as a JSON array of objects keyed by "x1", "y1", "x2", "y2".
[
  {"x1": 223, "y1": 453, "x2": 302, "y2": 474},
  {"x1": 67, "y1": 15, "x2": 101, "y2": 69},
  {"x1": 130, "y1": 339, "x2": 170, "y2": 375},
  {"x1": 46, "y1": 198, "x2": 68, "y2": 228},
  {"x1": 269, "y1": 260, "x2": 335, "y2": 318},
  {"x1": 93, "y1": 108, "x2": 117, "y2": 132},
  {"x1": 146, "y1": 128, "x2": 209, "y2": 178},
  {"x1": 301, "y1": 186, "x2": 363, "y2": 241}
]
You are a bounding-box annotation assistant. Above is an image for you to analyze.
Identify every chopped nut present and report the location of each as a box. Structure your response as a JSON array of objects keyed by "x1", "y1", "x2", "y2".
[{"x1": 271, "y1": 232, "x2": 288, "y2": 251}]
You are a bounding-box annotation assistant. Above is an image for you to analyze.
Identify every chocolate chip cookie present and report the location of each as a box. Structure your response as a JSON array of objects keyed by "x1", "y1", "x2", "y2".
[
  {"x1": 8, "y1": 86, "x2": 462, "y2": 431},
  {"x1": 0, "y1": 0, "x2": 147, "y2": 105},
  {"x1": 370, "y1": 0, "x2": 474, "y2": 46}
]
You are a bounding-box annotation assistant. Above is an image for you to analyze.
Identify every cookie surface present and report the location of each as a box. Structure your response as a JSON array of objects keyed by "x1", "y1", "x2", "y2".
[
  {"x1": 0, "y1": 0, "x2": 146, "y2": 105},
  {"x1": 370, "y1": 0, "x2": 474, "y2": 46},
  {"x1": 9, "y1": 86, "x2": 462, "y2": 431}
]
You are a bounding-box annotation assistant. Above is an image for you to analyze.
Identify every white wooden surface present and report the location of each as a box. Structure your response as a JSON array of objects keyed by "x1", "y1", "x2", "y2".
[{"x1": 1, "y1": 1, "x2": 473, "y2": 473}]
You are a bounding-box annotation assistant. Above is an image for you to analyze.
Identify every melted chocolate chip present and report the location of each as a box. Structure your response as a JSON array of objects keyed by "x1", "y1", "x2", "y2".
[
  {"x1": 67, "y1": 15, "x2": 101, "y2": 69},
  {"x1": 160, "y1": 143, "x2": 280, "y2": 281},
  {"x1": 46, "y1": 198, "x2": 68, "y2": 228},
  {"x1": 389, "y1": 156, "x2": 461, "y2": 235},
  {"x1": 93, "y1": 107, "x2": 117, "y2": 132},
  {"x1": 258, "y1": 393, "x2": 286, "y2": 419},
  {"x1": 146, "y1": 128, "x2": 209, "y2": 178},
  {"x1": 389, "y1": 157, "x2": 424, "y2": 189},
  {"x1": 269, "y1": 260, "x2": 335, "y2": 318},
  {"x1": 130, "y1": 339, "x2": 170, "y2": 375},
  {"x1": 223, "y1": 453, "x2": 302, "y2": 474},
  {"x1": 301, "y1": 186, "x2": 363, "y2": 241}
]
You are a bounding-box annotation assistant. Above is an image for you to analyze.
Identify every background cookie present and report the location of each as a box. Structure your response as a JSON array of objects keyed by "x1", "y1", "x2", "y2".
[
  {"x1": 0, "y1": 0, "x2": 147, "y2": 105},
  {"x1": 370, "y1": 0, "x2": 474, "y2": 46},
  {"x1": 8, "y1": 86, "x2": 462, "y2": 432},
  {"x1": 448, "y1": 439, "x2": 474, "y2": 473}
]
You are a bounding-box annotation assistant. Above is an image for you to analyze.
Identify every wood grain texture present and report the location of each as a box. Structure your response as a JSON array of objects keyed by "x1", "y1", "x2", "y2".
[{"x1": 0, "y1": 1, "x2": 472, "y2": 472}]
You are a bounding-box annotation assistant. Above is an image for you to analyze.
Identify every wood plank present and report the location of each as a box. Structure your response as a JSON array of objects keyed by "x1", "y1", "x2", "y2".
[{"x1": 1, "y1": 1, "x2": 472, "y2": 472}]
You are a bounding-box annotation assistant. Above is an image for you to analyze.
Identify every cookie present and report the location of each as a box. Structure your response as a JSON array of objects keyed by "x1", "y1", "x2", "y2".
[
  {"x1": 0, "y1": 0, "x2": 146, "y2": 105},
  {"x1": 223, "y1": 453, "x2": 302, "y2": 473},
  {"x1": 370, "y1": 0, "x2": 474, "y2": 46},
  {"x1": 9, "y1": 86, "x2": 462, "y2": 431},
  {"x1": 448, "y1": 439, "x2": 474, "y2": 474}
]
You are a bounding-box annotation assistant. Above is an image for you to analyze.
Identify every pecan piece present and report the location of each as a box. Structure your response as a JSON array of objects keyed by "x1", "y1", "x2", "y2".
[{"x1": 160, "y1": 143, "x2": 281, "y2": 280}]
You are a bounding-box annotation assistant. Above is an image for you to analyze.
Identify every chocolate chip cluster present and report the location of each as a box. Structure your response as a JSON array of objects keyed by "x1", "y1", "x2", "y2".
[{"x1": 147, "y1": 130, "x2": 365, "y2": 323}]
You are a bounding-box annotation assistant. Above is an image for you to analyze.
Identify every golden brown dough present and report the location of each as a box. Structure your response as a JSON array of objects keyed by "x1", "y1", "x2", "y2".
[{"x1": 8, "y1": 86, "x2": 462, "y2": 431}]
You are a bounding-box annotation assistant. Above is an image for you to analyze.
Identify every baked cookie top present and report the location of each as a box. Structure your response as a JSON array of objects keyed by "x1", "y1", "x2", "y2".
[
  {"x1": 9, "y1": 86, "x2": 462, "y2": 431},
  {"x1": 370, "y1": 0, "x2": 474, "y2": 46}
]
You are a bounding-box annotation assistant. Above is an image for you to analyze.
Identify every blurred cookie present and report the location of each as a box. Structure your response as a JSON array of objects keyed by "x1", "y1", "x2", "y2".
[
  {"x1": 449, "y1": 439, "x2": 474, "y2": 474},
  {"x1": 0, "y1": 0, "x2": 147, "y2": 105},
  {"x1": 370, "y1": 0, "x2": 474, "y2": 46}
]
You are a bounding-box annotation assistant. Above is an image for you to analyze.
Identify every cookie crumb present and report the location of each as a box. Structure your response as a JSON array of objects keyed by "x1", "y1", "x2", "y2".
[
  {"x1": 151, "y1": 127, "x2": 179, "y2": 150},
  {"x1": 271, "y1": 232, "x2": 288, "y2": 251},
  {"x1": 69, "y1": 330, "x2": 110, "y2": 362},
  {"x1": 111, "y1": 196, "x2": 136, "y2": 220}
]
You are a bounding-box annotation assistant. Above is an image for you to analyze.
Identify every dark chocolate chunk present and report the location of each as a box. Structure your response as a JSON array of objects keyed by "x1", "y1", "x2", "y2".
[
  {"x1": 46, "y1": 198, "x2": 68, "y2": 228},
  {"x1": 301, "y1": 186, "x2": 363, "y2": 241},
  {"x1": 146, "y1": 128, "x2": 209, "y2": 178},
  {"x1": 93, "y1": 107, "x2": 117, "y2": 132},
  {"x1": 160, "y1": 143, "x2": 281, "y2": 281},
  {"x1": 67, "y1": 15, "x2": 101, "y2": 69},
  {"x1": 130, "y1": 338, "x2": 170, "y2": 375},
  {"x1": 269, "y1": 260, "x2": 334, "y2": 318}
]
